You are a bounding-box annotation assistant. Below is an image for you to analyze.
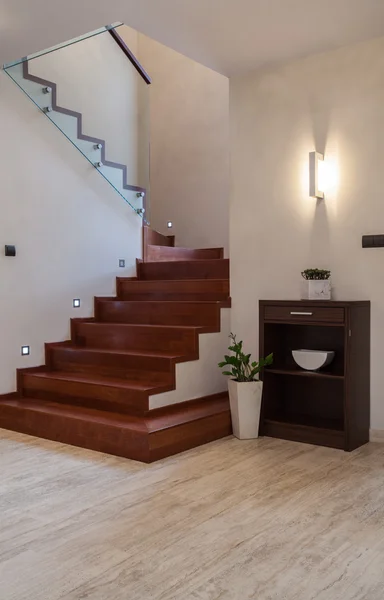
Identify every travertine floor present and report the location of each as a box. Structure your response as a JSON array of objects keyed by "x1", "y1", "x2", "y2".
[{"x1": 1, "y1": 430, "x2": 384, "y2": 600}]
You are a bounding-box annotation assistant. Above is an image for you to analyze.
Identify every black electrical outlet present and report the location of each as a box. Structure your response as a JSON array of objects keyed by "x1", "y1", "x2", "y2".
[
  {"x1": 362, "y1": 235, "x2": 384, "y2": 248},
  {"x1": 5, "y1": 245, "x2": 16, "y2": 257}
]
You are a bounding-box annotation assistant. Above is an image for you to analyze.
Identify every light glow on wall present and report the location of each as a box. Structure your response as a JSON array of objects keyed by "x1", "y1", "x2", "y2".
[{"x1": 320, "y1": 153, "x2": 339, "y2": 198}]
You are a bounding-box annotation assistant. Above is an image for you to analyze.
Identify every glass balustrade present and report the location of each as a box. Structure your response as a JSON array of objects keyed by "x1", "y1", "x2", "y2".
[{"x1": 3, "y1": 23, "x2": 150, "y2": 222}]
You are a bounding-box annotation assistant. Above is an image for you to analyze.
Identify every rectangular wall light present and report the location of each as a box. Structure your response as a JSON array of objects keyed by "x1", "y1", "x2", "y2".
[
  {"x1": 21, "y1": 346, "x2": 30, "y2": 356},
  {"x1": 309, "y1": 151, "x2": 324, "y2": 199},
  {"x1": 73, "y1": 299, "x2": 81, "y2": 308}
]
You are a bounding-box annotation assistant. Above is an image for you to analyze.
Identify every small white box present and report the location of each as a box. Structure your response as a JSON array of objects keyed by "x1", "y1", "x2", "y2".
[{"x1": 301, "y1": 279, "x2": 331, "y2": 300}]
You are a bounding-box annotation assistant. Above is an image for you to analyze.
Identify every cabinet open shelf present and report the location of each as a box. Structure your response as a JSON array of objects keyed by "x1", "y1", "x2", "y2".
[
  {"x1": 259, "y1": 300, "x2": 370, "y2": 451},
  {"x1": 265, "y1": 367, "x2": 344, "y2": 380}
]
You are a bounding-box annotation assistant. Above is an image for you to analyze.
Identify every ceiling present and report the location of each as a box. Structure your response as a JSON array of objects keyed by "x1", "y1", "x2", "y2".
[{"x1": 1, "y1": 0, "x2": 384, "y2": 75}]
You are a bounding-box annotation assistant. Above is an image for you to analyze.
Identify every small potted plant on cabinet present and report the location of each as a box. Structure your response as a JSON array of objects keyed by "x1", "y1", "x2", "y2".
[
  {"x1": 301, "y1": 268, "x2": 331, "y2": 300},
  {"x1": 219, "y1": 333, "x2": 273, "y2": 439}
]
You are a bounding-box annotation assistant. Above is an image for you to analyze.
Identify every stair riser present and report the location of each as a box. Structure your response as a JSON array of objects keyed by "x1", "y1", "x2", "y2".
[
  {"x1": 50, "y1": 362, "x2": 172, "y2": 383},
  {"x1": 96, "y1": 301, "x2": 220, "y2": 328},
  {"x1": 116, "y1": 279, "x2": 230, "y2": 301},
  {"x1": 0, "y1": 404, "x2": 148, "y2": 461},
  {"x1": 149, "y1": 413, "x2": 232, "y2": 461},
  {"x1": 118, "y1": 279, "x2": 229, "y2": 292},
  {"x1": 73, "y1": 322, "x2": 199, "y2": 354},
  {"x1": 118, "y1": 292, "x2": 229, "y2": 302},
  {"x1": 22, "y1": 389, "x2": 146, "y2": 416},
  {"x1": 47, "y1": 347, "x2": 174, "y2": 381},
  {"x1": 146, "y1": 246, "x2": 223, "y2": 262},
  {"x1": 138, "y1": 259, "x2": 230, "y2": 281},
  {"x1": 22, "y1": 374, "x2": 150, "y2": 413}
]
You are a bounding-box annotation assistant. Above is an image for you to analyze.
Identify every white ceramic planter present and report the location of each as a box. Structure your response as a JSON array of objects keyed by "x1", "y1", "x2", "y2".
[
  {"x1": 228, "y1": 379, "x2": 263, "y2": 440},
  {"x1": 301, "y1": 279, "x2": 331, "y2": 300}
]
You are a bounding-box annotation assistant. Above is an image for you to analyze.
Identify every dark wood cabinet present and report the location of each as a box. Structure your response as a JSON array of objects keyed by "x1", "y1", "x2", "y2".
[{"x1": 259, "y1": 300, "x2": 370, "y2": 451}]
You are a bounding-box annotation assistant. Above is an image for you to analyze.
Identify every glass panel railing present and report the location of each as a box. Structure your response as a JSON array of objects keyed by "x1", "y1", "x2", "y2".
[{"x1": 3, "y1": 24, "x2": 150, "y2": 222}]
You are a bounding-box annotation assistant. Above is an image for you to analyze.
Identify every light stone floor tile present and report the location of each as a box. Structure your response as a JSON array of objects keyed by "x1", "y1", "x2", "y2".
[{"x1": 1, "y1": 429, "x2": 384, "y2": 599}]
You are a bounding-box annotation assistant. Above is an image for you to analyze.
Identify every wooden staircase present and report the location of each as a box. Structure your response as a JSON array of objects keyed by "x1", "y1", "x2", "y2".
[{"x1": 0, "y1": 229, "x2": 232, "y2": 463}]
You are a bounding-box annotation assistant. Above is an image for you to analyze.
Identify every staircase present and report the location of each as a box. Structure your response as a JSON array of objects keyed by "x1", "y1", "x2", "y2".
[{"x1": 0, "y1": 229, "x2": 232, "y2": 462}]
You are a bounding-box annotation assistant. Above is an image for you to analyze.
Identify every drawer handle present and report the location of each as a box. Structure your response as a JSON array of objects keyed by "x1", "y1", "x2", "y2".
[{"x1": 290, "y1": 311, "x2": 313, "y2": 316}]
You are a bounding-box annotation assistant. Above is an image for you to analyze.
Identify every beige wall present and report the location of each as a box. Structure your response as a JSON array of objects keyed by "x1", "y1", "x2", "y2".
[
  {"x1": 230, "y1": 36, "x2": 384, "y2": 429},
  {"x1": 28, "y1": 30, "x2": 149, "y2": 192},
  {"x1": 138, "y1": 33, "x2": 230, "y2": 253},
  {"x1": 0, "y1": 70, "x2": 142, "y2": 394}
]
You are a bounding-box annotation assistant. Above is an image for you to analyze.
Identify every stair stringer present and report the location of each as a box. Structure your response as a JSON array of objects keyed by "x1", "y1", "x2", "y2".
[{"x1": 149, "y1": 309, "x2": 230, "y2": 409}]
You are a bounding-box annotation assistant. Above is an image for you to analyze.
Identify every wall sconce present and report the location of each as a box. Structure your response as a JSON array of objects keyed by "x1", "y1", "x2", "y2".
[{"x1": 309, "y1": 151, "x2": 324, "y2": 199}]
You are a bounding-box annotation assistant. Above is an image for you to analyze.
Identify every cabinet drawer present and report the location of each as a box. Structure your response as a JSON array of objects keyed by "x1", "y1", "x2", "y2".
[{"x1": 264, "y1": 305, "x2": 344, "y2": 324}]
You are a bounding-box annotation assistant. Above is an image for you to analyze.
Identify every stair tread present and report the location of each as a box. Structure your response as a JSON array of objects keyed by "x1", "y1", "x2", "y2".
[
  {"x1": 78, "y1": 322, "x2": 203, "y2": 330},
  {"x1": 51, "y1": 345, "x2": 185, "y2": 359},
  {"x1": 117, "y1": 279, "x2": 229, "y2": 283},
  {"x1": 143, "y1": 259, "x2": 227, "y2": 266},
  {"x1": 98, "y1": 299, "x2": 224, "y2": 304},
  {"x1": 0, "y1": 394, "x2": 229, "y2": 433},
  {"x1": 25, "y1": 371, "x2": 167, "y2": 391},
  {"x1": 148, "y1": 245, "x2": 223, "y2": 251}
]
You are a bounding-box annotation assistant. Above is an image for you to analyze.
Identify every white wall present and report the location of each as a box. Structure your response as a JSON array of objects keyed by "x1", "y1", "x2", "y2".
[
  {"x1": 138, "y1": 34, "x2": 230, "y2": 253},
  {"x1": 0, "y1": 70, "x2": 142, "y2": 394},
  {"x1": 28, "y1": 29, "x2": 149, "y2": 191},
  {"x1": 230, "y1": 36, "x2": 384, "y2": 429},
  {"x1": 149, "y1": 310, "x2": 230, "y2": 409}
]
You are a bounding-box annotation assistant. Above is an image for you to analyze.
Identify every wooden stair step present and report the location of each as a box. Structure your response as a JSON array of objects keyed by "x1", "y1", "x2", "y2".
[
  {"x1": 72, "y1": 321, "x2": 200, "y2": 354},
  {"x1": 0, "y1": 398, "x2": 148, "y2": 461},
  {"x1": 116, "y1": 279, "x2": 230, "y2": 301},
  {"x1": 21, "y1": 371, "x2": 171, "y2": 415},
  {"x1": 146, "y1": 245, "x2": 224, "y2": 262},
  {"x1": 138, "y1": 259, "x2": 229, "y2": 281},
  {"x1": 47, "y1": 345, "x2": 183, "y2": 379},
  {"x1": 143, "y1": 225, "x2": 174, "y2": 251},
  {"x1": 0, "y1": 393, "x2": 231, "y2": 462},
  {"x1": 96, "y1": 300, "x2": 221, "y2": 328}
]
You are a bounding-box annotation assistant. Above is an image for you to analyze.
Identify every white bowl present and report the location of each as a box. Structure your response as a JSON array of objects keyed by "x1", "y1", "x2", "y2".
[{"x1": 292, "y1": 349, "x2": 335, "y2": 371}]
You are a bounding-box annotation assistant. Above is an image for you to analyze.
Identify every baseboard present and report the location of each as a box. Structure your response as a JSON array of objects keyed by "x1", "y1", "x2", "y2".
[{"x1": 370, "y1": 429, "x2": 384, "y2": 443}]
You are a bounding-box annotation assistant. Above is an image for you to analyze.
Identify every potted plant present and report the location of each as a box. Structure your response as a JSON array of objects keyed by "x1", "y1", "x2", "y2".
[
  {"x1": 301, "y1": 268, "x2": 331, "y2": 300},
  {"x1": 219, "y1": 333, "x2": 273, "y2": 439}
]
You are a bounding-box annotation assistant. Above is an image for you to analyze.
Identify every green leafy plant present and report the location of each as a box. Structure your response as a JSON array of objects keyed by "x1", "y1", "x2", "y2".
[
  {"x1": 219, "y1": 333, "x2": 273, "y2": 382},
  {"x1": 301, "y1": 268, "x2": 331, "y2": 280}
]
